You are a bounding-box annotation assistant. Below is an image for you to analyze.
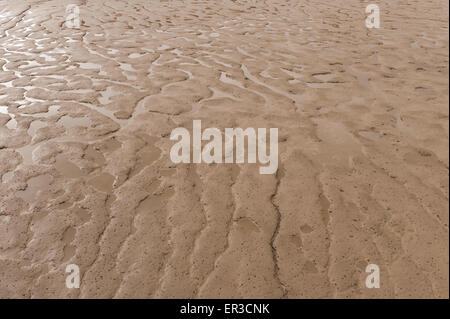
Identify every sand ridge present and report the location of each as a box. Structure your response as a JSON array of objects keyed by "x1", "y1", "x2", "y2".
[{"x1": 0, "y1": 0, "x2": 448, "y2": 298}]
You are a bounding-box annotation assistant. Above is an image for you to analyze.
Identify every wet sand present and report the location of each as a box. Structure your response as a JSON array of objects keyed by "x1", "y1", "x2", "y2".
[{"x1": 0, "y1": 0, "x2": 448, "y2": 298}]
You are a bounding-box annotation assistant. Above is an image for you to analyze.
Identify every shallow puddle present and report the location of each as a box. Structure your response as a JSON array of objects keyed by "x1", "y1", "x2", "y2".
[
  {"x1": 98, "y1": 86, "x2": 121, "y2": 105},
  {"x1": 306, "y1": 82, "x2": 337, "y2": 89},
  {"x1": 57, "y1": 115, "x2": 91, "y2": 129},
  {"x1": 87, "y1": 172, "x2": 115, "y2": 193},
  {"x1": 16, "y1": 174, "x2": 53, "y2": 203},
  {"x1": 17, "y1": 144, "x2": 36, "y2": 165},
  {"x1": 55, "y1": 156, "x2": 84, "y2": 178},
  {"x1": 28, "y1": 120, "x2": 46, "y2": 136},
  {"x1": 79, "y1": 62, "x2": 101, "y2": 70},
  {"x1": 0, "y1": 106, "x2": 16, "y2": 129},
  {"x1": 312, "y1": 73, "x2": 335, "y2": 82}
]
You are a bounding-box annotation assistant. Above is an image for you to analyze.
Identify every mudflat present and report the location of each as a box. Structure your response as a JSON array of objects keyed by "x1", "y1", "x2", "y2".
[{"x1": 0, "y1": 0, "x2": 448, "y2": 298}]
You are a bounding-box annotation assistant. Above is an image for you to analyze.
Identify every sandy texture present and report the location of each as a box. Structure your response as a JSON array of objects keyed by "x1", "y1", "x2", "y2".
[{"x1": 0, "y1": 0, "x2": 448, "y2": 298}]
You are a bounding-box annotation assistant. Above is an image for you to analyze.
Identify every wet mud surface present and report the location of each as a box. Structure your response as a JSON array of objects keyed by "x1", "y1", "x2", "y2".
[{"x1": 0, "y1": 0, "x2": 448, "y2": 298}]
